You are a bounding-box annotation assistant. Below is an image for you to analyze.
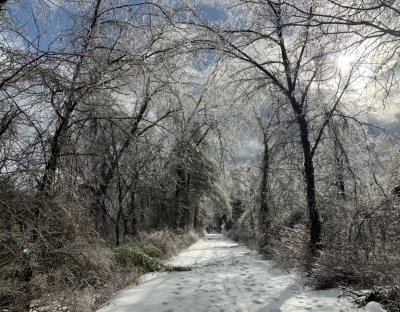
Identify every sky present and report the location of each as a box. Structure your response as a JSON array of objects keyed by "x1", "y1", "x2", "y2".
[{"x1": 4, "y1": 0, "x2": 400, "y2": 163}]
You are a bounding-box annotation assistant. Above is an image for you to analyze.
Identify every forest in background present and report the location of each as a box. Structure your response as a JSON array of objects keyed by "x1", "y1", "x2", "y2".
[{"x1": 1, "y1": 0, "x2": 400, "y2": 311}]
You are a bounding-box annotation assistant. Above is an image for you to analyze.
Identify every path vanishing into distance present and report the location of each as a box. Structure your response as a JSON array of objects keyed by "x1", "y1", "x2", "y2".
[{"x1": 97, "y1": 233, "x2": 383, "y2": 312}]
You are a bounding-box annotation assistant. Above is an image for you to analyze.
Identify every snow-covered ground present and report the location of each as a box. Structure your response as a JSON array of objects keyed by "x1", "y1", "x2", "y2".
[{"x1": 97, "y1": 233, "x2": 384, "y2": 312}]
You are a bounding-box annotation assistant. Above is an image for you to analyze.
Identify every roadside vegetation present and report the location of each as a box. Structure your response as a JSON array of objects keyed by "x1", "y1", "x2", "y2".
[{"x1": 0, "y1": 188, "x2": 199, "y2": 311}]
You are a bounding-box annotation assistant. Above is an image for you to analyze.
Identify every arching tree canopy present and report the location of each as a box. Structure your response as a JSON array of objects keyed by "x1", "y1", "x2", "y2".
[{"x1": 1, "y1": 0, "x2": 400, "y2": 310}]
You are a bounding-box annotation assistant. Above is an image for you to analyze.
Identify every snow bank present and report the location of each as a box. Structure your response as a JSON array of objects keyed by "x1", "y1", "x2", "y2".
[{"x1": 364, "y1": 302, "x2": 386, "y2": 312}]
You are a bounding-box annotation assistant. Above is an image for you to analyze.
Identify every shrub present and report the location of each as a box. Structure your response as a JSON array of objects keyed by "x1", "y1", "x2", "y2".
[
  {"x1": 114, "y1": 230, "x2": 197, "y2": 273},
  {"x1": 0, "y1": 193, "x2": 116, "y2": 312},
  {"x1": 1, "y1": 179, "x2": 199, "y2": 312},
  {"x1": 224, "y1": 209, "x2": 259, "y2": 250},
  {"x1": 137, "y1": 243, "x2": 164, "y2": 259},
  {"x1": 272, "y1": 224, "x2": 313, "y2": 271},
  {"x1": 359, "y1": 286, "x2": 400, "y2": 312},
  {"x1": 136, "y1": 229, "x2": 199, "y2": 259},
  {"x1": 114, "y1": 244, "x2": 164, "y2": 272},
  {"x1": 305, "y1": 245, "x2": 373, "y2": 290},
  {"x1": 306, "y1": 243, "x2": 400, "y2": 290}
]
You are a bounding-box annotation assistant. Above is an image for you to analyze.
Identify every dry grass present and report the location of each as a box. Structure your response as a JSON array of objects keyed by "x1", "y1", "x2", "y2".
[
  {"x1": 1, "y1": 198, "x2": 117, "y2": 312},
  {"x1": 0, "y1": 179, "x2": 201, "y2": 311},
  {"x1": 135, "y1": 229, "x2": 199, "y2": 259}
]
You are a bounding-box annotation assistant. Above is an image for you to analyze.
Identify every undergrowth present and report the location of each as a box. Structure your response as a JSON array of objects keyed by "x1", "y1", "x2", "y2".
[
  {"x1": 356, "y1": 286, "x2": 400, "y2": 312},
  {"x1": 114, "y1": 242, "x2": 192, "y2": 273},
  {"x1": 0, "y1": 186, "x2": 200, "y2": 312}
]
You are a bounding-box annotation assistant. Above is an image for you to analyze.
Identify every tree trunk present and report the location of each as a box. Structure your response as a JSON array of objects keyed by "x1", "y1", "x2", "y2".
[
  {"x1": 124, "y1": 190, "x2": 137, "y2": 237},
  {"x1": 334, "y1": 135, "x2": 346, "y2": 199},
  {"x1": 297, "y1": 114, "x2": 322, "y2": 256},
  {"x1": 115, "y1": 205, "x2": 122, "y2": 246},
  {"x1": 39, "y1": 112, "x2": 70, "y2": 194},
  {"x1": 193, "y1": 203, "x2": 199, "y2": 229},
  {"x1": 259, "y1": 138, "x2": 270, "y2": 233},
  {"x1": 115, "y1": 223, "x2": 120, "y2": 246},
  {"x1": 175, "y1": 156, "x2": 191, "y2": 228}
]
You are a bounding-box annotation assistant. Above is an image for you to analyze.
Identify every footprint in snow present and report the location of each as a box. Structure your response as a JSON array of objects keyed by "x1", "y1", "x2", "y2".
[
  {"x1": 163, "y1": 309, "x2": 174, "y2": 312},
  {"x1": 244, "y1": 287, "x2": 253, "y2": 292},
  {"x1": 253, "y1": 300, "x2": 263, "y2": 304},
  {"x1": 161, "y1": 302, "x2": 169, "y2": 305}
]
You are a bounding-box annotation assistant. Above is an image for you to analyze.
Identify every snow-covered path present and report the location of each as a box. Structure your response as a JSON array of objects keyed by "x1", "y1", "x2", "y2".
[{"x1": 97, "y1": 233, "x2": 376, "y2": 312}]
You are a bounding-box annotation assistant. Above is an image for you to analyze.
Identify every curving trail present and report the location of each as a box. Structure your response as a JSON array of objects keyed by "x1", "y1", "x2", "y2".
[{"x1": 97, "y1": 233, "x2": 377, "y2": 312}]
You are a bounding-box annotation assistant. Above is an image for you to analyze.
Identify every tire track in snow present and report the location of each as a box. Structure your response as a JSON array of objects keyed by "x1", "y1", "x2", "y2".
[{"x1": 97, "y1": 233, "x2": 371, "y2": 312}]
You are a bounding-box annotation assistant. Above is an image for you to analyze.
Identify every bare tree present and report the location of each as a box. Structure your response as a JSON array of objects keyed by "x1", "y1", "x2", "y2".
[{"x1": 182, "y1": 0, "x2": 363, "y2": 255}]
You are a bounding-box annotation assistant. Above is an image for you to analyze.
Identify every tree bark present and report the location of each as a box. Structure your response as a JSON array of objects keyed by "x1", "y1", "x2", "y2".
[
  {"x1": 259, "y1": 138, "x2": 270, "y2": 233},
  {"x1": 296, "y1": 114, "x2": 322, "y2": 256}
]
